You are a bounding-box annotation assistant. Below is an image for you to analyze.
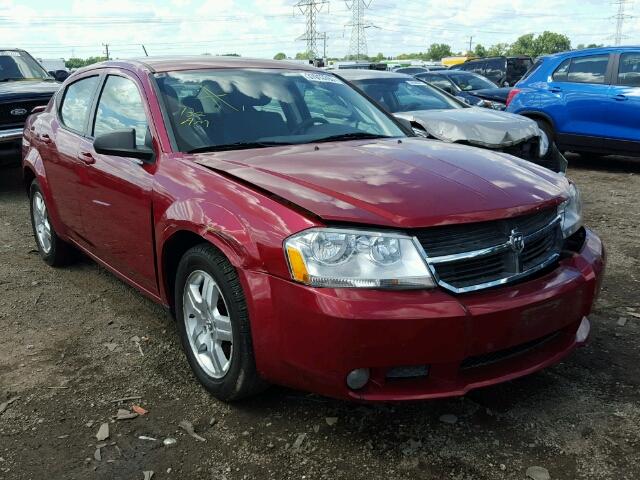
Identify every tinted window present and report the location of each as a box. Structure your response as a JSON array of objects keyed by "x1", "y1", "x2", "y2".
[
  {"x1": 507, "y1": 58, "x2": 532, "y2": 78},
  {"x1": 395, "y1": 67, "x2": 429, "y2": 75},
  {"x1": 356, "y1": 78, "x2": 462, "y2": 113},
  {"x1": 417, "y1": 74, "x2": 456, "y2": 93},
  {"x1": 0, "y1": 50, "x2": 50, "y2": 81},
  {"x1": 60, "y1": 76, "x2": 100, "y2": 132},
  {"x1": 447, "y1": 72, "x2": 496, "y2": 91},
  {"x1": 94, "y1": 76, "x2": 148, "y2": 147},
  {"x1": 567, "y1": 55, "x2": 609, "y2": 84},
  {"x1": 552, "y1": 59, "x2": 570, "y2": 81},
  {"x1": 484, "y1": 58, "x2": 504, "y2": 83},
  {"x1": 618, "y1": 52, "x2": 640, "y2": 87},
  {"x1": 521, "y1": 59, "x2": 543, "y2": 81}
]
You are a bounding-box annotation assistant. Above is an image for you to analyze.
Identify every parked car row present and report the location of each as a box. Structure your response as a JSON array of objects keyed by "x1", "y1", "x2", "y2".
[{"x1": 21, "y1": 56, "x2": 603, "y2": 402}]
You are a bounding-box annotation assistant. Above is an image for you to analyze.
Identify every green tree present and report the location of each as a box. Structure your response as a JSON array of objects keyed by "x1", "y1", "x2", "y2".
[
  {"x1": 509, "y1": 32, "x2": 571, "y2": 57},
  {"x1": 509, "y1": 33, "x2": 536, "y2": 56},
  {"x1": 486, "y1": 43, "x2": 510, "y2": 57},
  {"x1": 473, "y1": 44, "x2": 487, "y2": 57},
  {"x1": 373, "y1": 52, "x2": 385, "y2": 62},
  {"x1": 273, "y1": 52, "x2": 287, "y2": 60},
  {"x1": 64, "y1": 56, "x2": 107, "y2": 69},
  {"x1": 426, "y1": 43, "x2": 453, "y2": 61},
  {"x1": 295, "y1": 51, "x2": 313, "y2": 60}
]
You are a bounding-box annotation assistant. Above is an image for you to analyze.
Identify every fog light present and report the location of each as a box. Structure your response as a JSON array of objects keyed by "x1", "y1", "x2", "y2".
[
  {"x1": 346, "y1": 368, "x2": 370, "y2": 390},
  {"x1": 576, "y1": 316, "x2": 591, "y2": 343}
]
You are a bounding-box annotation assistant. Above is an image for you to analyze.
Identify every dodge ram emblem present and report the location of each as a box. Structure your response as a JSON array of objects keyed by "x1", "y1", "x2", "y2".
[
  {"x1": 508, "y1": 229, "x2": 525, "y2": 254},
  {"x1": 10, "y1": 108, "x2": 28, "y2": 116}
]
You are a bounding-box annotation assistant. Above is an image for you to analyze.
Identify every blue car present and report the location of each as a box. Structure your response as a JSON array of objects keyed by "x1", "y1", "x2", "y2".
[{"x1": 507, "y1": 46, "x2": 640, "y2": 158}]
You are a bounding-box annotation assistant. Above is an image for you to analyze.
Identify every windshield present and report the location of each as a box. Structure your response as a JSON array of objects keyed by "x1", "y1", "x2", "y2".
[
  {"x1": 0, "y1": 50, "x2": 50, "y2": 82},
  {"x1": 447, "y1": 72, "x2": 496, "y2": 91},
  {"x1": 355, "y1": 78, "x2": 463, "y2": 113},
  {"x1": 154, "y1": 69, "x2": 405, "y2": 152}
]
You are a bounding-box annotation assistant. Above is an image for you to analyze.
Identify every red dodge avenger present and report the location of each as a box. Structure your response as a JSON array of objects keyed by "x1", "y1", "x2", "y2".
[{"x1": 22, "y1": 57, "x2": 604, "y2": 402}]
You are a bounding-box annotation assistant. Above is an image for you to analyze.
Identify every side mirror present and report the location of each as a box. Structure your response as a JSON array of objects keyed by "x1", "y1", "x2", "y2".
[
  {"x1": 94, "y1": 128, "x2": 154, "y2": 163},
  {"x1": 53, "y1": 70, "x2": 70, "y2": 82}
]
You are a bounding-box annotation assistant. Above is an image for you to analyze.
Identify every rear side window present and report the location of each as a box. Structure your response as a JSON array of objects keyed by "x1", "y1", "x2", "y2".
[
  {"x1": 552, "y1": 59, "x2": 571, "y2": 81},
  {"x1": 93, "y1": 75, "x2": 148, "y2": 147},
  {"x1": 617, "y1": 52, "x2": 640, "y2": 87},
  {"x1": 564, "y1": 55, "x2": 610, "y2": 84},
  {"x1": 60, "y1": 76, "x2": 100, "y2": 133}
]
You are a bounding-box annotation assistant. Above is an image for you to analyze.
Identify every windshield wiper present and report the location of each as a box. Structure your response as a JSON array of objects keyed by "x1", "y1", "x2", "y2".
[
  {"x1": 313, "y1": 132, "x2": 391, "y2": 143},
  {"x1": 188, "y1": 141, "x2": 292, "y2": 153},
  {"x1": 0, "y1": 77, "x2": 26, "y2": 82}
]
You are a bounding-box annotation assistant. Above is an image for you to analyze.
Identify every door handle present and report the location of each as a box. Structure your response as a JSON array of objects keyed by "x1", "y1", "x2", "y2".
[
  {"x1": 40, "y1": 133, "x2": 52, "y2": 144},
  {"x1": 78, "y1": 151, "x2": 96, "y2": 165},
  {"x1": 613, "y1": 94, "x2": 628, "y2": 101},
  {"x1": 549, "y1": 87, "x2": 562, "y2": 93}
]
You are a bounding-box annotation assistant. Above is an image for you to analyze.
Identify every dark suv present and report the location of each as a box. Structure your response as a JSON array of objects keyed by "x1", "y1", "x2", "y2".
[
  {"x1": 0, "y1": 49, "x2": 60, "y2": 166},
  {"x1": 453, "y1": 56, "x2": 533, "y2": 86}
]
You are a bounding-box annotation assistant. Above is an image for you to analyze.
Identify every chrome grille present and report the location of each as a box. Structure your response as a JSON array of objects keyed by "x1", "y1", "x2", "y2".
[
  {"x1": 0, "y1": 98, "x2": 50, "y2": 128},
  {"x1": 415, "y1": 208, "x2": 562, "y2": 293}
]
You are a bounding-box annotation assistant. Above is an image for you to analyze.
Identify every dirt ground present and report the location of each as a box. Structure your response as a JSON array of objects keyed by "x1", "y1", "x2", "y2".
[{"x1": 1, "y1": 155, "x2": 639, "y2": 480}]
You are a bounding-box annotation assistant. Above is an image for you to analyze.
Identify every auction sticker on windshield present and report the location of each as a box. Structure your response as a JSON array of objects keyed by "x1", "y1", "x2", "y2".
[{"x1": 297, "y1": 72, "x2": 343, "y2": 84}]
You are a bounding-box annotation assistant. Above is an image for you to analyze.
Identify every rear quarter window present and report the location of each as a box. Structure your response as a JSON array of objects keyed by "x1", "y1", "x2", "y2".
[{"x1": 617, "y1": 52, "x2": 640, "y2": 87}]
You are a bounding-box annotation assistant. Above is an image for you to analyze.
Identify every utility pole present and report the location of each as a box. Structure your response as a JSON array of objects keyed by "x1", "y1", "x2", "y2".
[
  {"x1": 295, "y1": 0, "x2": 329, "y2": 60},
  {"x1": 102, "y1": 43, "x2": 110, "y2": 60},
  {"x1": 345, "y1": 0, "x2": 373, "y2": 61},
  {"x1": 468, "y1": 36, "x2": 473, "y2": 54},
  {"x1": 612, "y1": 0, "x2": 632, "y2": 45},
  {"x1": 141, "y1": 44, "x2": 149, "y2": 57}
]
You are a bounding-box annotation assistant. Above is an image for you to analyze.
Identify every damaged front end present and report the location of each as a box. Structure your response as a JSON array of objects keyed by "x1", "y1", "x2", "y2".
[{"x1": 396, "y1": 108, "x2": 568, "y2": 173}]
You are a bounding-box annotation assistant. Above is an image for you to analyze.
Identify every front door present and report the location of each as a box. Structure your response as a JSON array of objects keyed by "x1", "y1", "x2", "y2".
[
  {"x1": 77, "y1": 73, "x2": 158, "y2": 295},
  {"x1": 607, "y1": 51, "x2": 640, "y2": 144}
]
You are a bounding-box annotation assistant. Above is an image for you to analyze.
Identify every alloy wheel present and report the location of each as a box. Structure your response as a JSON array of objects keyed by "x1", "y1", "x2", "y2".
[
  {"x1": 183, "y1": 270, "x2": 233, "y2": 378},
  {"x1": 32, "y1": 191, "x2": 52, "y2": 254}
]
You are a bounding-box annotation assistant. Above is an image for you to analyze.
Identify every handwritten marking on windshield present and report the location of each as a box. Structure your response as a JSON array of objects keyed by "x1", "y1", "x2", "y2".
[{"x1": 179, "y1": 107, "x2": 210, "y2": 128}]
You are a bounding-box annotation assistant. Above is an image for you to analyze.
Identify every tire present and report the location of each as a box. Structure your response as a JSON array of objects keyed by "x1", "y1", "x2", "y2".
[
  {"x1": 174, "y1": 243, "x2": 266, "y2": 401},
  {"x1": 533, "y1": 117, "x2": 555, "y2": 143},
  {"x1": 29, "y1": 180, "x2": 74, "y2": 267}
]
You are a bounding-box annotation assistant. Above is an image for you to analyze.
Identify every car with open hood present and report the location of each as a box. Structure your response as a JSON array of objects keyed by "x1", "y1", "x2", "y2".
[
  {"x1": 22, "y1": 57, "x2": 603, "y2": 402},
  {"x1": 0, "y1": 48, "x2": 60, "y2": 166},
  {"x1": 336, "y1": 69, "x2": 566, "y2": 172}
]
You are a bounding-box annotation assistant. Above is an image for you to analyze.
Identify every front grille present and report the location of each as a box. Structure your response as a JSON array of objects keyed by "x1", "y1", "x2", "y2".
[
  {"x1": 0, "y1": 98, "x2": 51, "y2": 128},
  {"x1": 415, "y1": 208, "x2": 562, "y2": 293}
]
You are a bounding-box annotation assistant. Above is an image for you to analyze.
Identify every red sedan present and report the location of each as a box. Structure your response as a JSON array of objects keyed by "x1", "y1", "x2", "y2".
[{"x1": 22, "y1": 57, "x2": 604, "y2": 402}]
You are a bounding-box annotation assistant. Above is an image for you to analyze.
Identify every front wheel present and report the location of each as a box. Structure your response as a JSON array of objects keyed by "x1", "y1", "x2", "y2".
[{"x1": 175, "y1": 244, "x2": 266, "y2": 401}]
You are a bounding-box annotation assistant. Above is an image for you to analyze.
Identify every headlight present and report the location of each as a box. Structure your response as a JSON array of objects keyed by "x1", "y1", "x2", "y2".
[
  {"x1": 284, "y1": 228, "x2": 436, "y2": 289},
  {"x1": 538, "y1": 129, "x2": 549, "y2": 157},
  {"x1": 559, "y1": 183, "x2": 582, "y2": 238}
]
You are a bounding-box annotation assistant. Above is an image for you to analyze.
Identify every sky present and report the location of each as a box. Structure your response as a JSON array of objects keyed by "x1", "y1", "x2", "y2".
[{"x1": 0, "y1": 0, "x2": 638, "y2": 61}]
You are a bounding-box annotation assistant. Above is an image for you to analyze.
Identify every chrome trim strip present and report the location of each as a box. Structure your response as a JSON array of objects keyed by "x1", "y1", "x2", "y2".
[
  {"x1": 0, "y1": 128, "x2": 23, "y2": 142},
  {"x1": 427, "y1": 216, "x2": 561, "y2": 265},
  {"x1": 415, "y1": 214, "x2": 562, "y2": 294}
]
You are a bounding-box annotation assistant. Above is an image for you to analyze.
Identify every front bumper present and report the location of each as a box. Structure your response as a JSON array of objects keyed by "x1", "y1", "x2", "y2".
[
  {"x1": 0, "y1": 128, "x2": 23, "y2": 166},
  {"x1": 242, "y1": 228, "x2": 604, "y2": 401},
  {"x1": 0, "y1": 128, "x2": 23, "y2": 142}
]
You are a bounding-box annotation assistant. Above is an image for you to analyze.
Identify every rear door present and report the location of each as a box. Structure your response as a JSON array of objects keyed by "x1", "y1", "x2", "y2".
[
  {"x1": 483, "y1": 58, "x2": 505, "y2": 85},
  {"x1": 76, "y1": 72, "x2": 158, "y2": 294},
  {"x1": 545, "y1": 53, "x2": 613, "y2": 146},
  {"x1": 45, "y1": 74, "x2": 101, "y2": 240},
  {"x1": 606, "y1": 51, "x2": 640, "y2": 145}
]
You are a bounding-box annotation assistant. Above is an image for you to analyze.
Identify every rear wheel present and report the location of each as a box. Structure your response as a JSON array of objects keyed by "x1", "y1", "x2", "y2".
[
  {"x1": 175, "y1": 244, "x2": 266, "y2": 401},
  {"x1": 533, "y1": 117, "x2": 555, "y2": 143},
  {"x1": 29, "y1": 181, "x2": 74, "y2": 267}
]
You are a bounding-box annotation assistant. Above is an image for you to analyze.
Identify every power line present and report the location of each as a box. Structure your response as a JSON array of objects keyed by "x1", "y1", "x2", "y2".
[
  {"x1": 345, "y1": 0, "x2": 373, "y2": 60},
  {"x1": 295, "y1": 0, "x2": 329, "y2": 59}
]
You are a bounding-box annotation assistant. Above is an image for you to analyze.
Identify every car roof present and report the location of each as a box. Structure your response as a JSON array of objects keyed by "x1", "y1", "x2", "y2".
[
  {"x1": 334, "y1": 69, "x2": 413, "y2": 81},
  {"x1": 84, "y1": 56, "x2": 319, "y2": 73},
  {"x1": 546, "y1": 46, "x2": 640, "y2": 60}
]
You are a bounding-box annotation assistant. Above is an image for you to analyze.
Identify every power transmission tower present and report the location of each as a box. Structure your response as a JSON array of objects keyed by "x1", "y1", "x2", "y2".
[
  {"x1": 612, "y1": 0, "x2": 632, "y2": 45},
  {"x1": 345, "y1": 0, "x2": 373, "y2": 60},
  {"x1": 295, "y1": 0, "x2": 329, "y2": 60}
]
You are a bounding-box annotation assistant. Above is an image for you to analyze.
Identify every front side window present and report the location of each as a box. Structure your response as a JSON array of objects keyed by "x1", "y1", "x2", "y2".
[
  {"x1": 567, "y1": 55, "x2": 609, "y2": 84},
  {"x1": 617, "y1": 52, "x2": 640, "y2": 87},
  {"x1": 60, "y1": 76, "x2": 100, "y2": 132},
  {"x1": 356, "y1": 78, "x2": 463, "y2": 113},
  {"x1": 0, "y1": 50, "x2": 50, "y2": 81},
  {"x1": 94, "y1": 75, "x2": 148, "y2": 147},
  {"x1": 155, "y1": 69, "x2": 405, "y2": 152}
]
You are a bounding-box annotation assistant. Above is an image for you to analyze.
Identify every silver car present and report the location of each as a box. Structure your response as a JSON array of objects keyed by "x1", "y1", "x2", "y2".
[{"x1": 335, "y1": 70, "x2": 566, "y2": 172}]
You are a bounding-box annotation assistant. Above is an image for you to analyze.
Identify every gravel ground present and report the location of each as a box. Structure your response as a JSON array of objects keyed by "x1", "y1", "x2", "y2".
[{"x1": 0, "y1": 155, "x2": 639, "y2": 480}]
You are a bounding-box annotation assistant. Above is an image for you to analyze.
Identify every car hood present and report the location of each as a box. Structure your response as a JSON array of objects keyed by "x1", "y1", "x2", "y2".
[
  {"x1": 395, "y1": 108, "x2": 541, "y2": 148},
  {"x1": 468, "y1": 87, "x2": 512, "y2": 103},
  {"x1": 0, "y1": 79, "x2": 60, "y2": 100},
  {"x1": 193, "y1": 138, "x2": 568, "y2": 229}
]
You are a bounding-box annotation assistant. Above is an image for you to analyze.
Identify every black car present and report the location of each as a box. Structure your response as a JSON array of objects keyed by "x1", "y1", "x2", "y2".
[
  {"x1": 0, "y1": 49, "x2": 60, "y2": 166},
  {"x1": 415, "y1": 70, "x2": 512, "y2": 110},
  {"x1": 451, "y1": 56, "x2": 533, "y2": 87}
]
